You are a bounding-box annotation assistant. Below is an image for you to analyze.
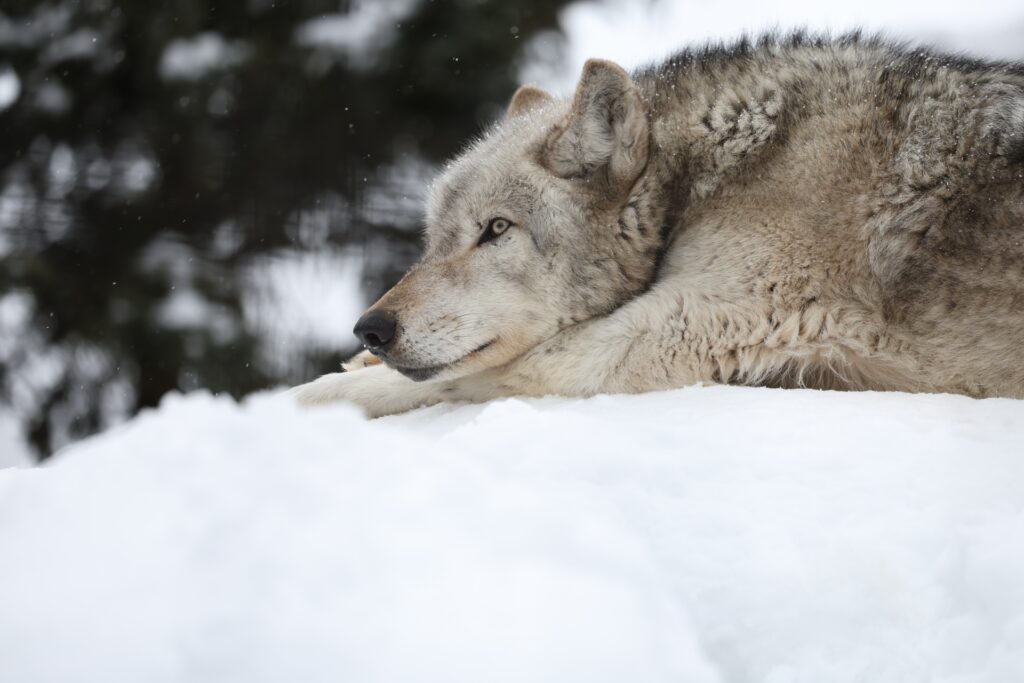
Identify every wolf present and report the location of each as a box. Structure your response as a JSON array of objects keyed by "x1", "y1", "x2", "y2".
[{"x1": 291, "y1": 33, "x2": 1024, "y2": 416}]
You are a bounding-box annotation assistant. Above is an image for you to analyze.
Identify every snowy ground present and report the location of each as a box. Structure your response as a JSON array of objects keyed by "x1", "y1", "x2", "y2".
[
  {"x1": 3, "y1": 2, "x2": 1024, "y2": 680},
  {"x1": 1, "y1": 386, "x2": 1023, "y2": 682}
]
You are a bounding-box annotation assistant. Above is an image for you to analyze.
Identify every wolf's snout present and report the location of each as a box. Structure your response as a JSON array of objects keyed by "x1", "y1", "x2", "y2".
[{"x1": 354, "y1": 310, "x2": 397, "y2": 351}]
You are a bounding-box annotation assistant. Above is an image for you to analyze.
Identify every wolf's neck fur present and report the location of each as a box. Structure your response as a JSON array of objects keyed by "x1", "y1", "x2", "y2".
[{"x1": 622, "y1": 33, "x2": 906, "y2": 290}]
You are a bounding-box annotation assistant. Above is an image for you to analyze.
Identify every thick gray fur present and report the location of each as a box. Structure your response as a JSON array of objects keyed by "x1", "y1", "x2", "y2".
[{"x1": 293, "y1": 33, "x2": 1024, "y2": 415}]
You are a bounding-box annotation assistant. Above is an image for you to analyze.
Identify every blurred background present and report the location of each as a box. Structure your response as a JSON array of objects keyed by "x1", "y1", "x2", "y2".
[{"x1": 1, "y1": 0, "x2": 1022, "y2": 463}]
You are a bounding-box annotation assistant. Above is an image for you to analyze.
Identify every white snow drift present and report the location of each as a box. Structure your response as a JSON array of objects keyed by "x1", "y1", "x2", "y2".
[{"x1": 1, "y1": 386, "x2": 1023, "y2": 682}]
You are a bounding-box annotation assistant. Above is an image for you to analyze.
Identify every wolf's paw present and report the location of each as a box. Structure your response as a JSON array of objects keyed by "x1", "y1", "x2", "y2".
[
  {"x1": 289, "y1": 372, "x2": 355, "y2": 407},
  {"x1": 289, "y1": 364, "x2": 442, "y2": 418},
  {"x1": 341, "y1": 349, "x2": 381, "y2": 372}
]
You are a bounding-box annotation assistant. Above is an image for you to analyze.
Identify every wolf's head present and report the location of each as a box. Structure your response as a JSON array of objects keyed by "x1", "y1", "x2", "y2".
[{"x1": 354, "y1": 60, "x2": 665, "y2": 381}]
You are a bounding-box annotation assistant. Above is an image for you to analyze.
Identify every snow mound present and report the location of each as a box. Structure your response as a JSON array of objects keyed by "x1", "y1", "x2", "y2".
[{"x1": 1, "y1": 386, "x2": 1023, "y2": 682}]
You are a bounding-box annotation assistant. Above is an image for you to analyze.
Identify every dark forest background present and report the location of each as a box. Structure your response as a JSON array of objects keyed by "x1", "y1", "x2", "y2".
[{"x1": 0, "y1": 0, "x2": 574, "y2": 460}]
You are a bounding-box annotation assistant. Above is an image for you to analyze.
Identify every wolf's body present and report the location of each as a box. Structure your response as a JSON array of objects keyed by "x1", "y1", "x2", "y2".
[{"x1": 293, "y1": 34, "x2": 1024, "y2": 415}]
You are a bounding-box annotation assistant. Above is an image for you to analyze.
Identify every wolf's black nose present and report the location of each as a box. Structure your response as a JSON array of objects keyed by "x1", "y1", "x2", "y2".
[{"x1": 354, "y1": 310, "x2": 397, "y2": 350}]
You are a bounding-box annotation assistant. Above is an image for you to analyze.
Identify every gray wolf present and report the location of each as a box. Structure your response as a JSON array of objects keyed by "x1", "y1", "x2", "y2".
[{"x1": 292, "y1": 33, "x2": 1024, "y2": 416}]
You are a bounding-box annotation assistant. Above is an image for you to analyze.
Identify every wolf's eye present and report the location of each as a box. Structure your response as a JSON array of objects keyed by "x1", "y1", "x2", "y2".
[{"x1": 478, "y1": 217, "x2": 513, "y2": 245}]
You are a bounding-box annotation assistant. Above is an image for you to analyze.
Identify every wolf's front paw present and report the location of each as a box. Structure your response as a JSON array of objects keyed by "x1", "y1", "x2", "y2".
[
  {"x1": 289, "y1": 364, "x2": 442, "y2": 417},
  {"x1": 289, "y1": 372, "x2": 354, "y2": 407},
  {"x1": 341, "y1": 349, "x2": 381, "y2": 372}
]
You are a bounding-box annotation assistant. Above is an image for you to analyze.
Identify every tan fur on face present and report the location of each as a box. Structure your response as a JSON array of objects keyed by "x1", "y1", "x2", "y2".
[
  {"x1": 298, "y1": 34, "x2": 1024, "y2": 415},
  {"x1": 342, "y1": 67, "x2": 664, "y2": 382}
]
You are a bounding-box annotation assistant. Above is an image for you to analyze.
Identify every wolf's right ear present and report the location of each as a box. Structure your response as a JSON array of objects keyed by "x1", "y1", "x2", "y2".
[
  {"x1": 506, "y1": 85, "x2": 553, "y2": 120},
  {"x1": 543, "y1": 59, "x2": 649, "y2": 194}
]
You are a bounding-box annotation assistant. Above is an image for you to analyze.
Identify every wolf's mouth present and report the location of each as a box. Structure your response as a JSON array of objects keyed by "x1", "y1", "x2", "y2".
[{"x1": 386, "y1": 339, "x2": 496, "y2": 382}]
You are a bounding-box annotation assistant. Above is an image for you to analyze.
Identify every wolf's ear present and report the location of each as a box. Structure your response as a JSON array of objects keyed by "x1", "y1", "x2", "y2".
[
  {"x1": 543, "y1": 59, "x2": 649, "y2": 193},
  {"x1": 506, "y1": 85, "x2": 553, "y2": 120}
]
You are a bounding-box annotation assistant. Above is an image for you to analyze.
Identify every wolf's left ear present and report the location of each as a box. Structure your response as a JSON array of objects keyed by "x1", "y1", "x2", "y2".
[
  {"x1": 543, "y1": 59, "x2": 649, "y2": 193},
  {"x1": 506, "y1": 85, "x2": 553, "y2": 120}
]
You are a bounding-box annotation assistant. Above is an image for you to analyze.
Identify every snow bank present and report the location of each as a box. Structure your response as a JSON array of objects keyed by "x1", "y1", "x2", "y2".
[{"x1": 1, "y1": 386, "x2": 1023, "y2": 682}]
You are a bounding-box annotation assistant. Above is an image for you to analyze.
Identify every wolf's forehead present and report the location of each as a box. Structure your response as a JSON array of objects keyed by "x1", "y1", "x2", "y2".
[
  {"x1": 427, "y1": 155, "x2": 535, "y2": 219},
  {"x1": 425, "y1": 111, "x2": 552, "y2": 216},
  {"x1": 426, "y1": 160, "x2": 477, "y2": 224}
]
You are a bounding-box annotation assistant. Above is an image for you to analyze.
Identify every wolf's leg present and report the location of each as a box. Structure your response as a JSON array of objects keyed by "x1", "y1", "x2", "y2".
[
  {"x1": 288, "y1": 305, "x2": 681, "y2": 418},
  {"x1": 288, "y1": 288, "x2": 691, "y2": 416},
  {"x1": 292, "y1": 285, "x2": 776, "y2": 416},
  {"x1": 455, "y1": 285, "x2": 751, "y2": 401},
  {"x1": 290, "y1": 364, "x2": 444, "y2": 416},
  {"x1": 441, "y1": 279, "x2": 794, "y2": 407}
]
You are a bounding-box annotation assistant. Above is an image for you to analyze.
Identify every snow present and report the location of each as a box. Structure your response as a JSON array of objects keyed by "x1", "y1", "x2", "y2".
[
  {"x1": 0, "y1": 5, "x2": 72, "y2": 50},
  {"x1": 241, "y1": 247, "x2": 367, "y2": 374},
  {"x1": 4, "y1": 1, "x2": 1024, "y2": 678},
  {"x1": 523, "y1": 0, "x2": 1024, "y2": 92},
  {"x1": 294, "y1": 0, "x2": 420, "y2": 66},
  {"x1": 0, "y1": 411, "x2": 31, "y2": 468},
  {"x1": 2, "y1": 386, "x2": 1023, "y2": 681},
  {"x1": 158, "y1": 33, "x2": 250, "y2": 82},
  {"x1": 32, "y1": 80, "x2": 72, "y2": 115},
  {"x1": 155, "y1": 287, "x2": 236, "y2": 342},
  {"x1": 0, "y1": 65, "x2": 20, "y2": 112},
  {"x1": 40, "y1": 27, "x2": 100, "y2": 65}
]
